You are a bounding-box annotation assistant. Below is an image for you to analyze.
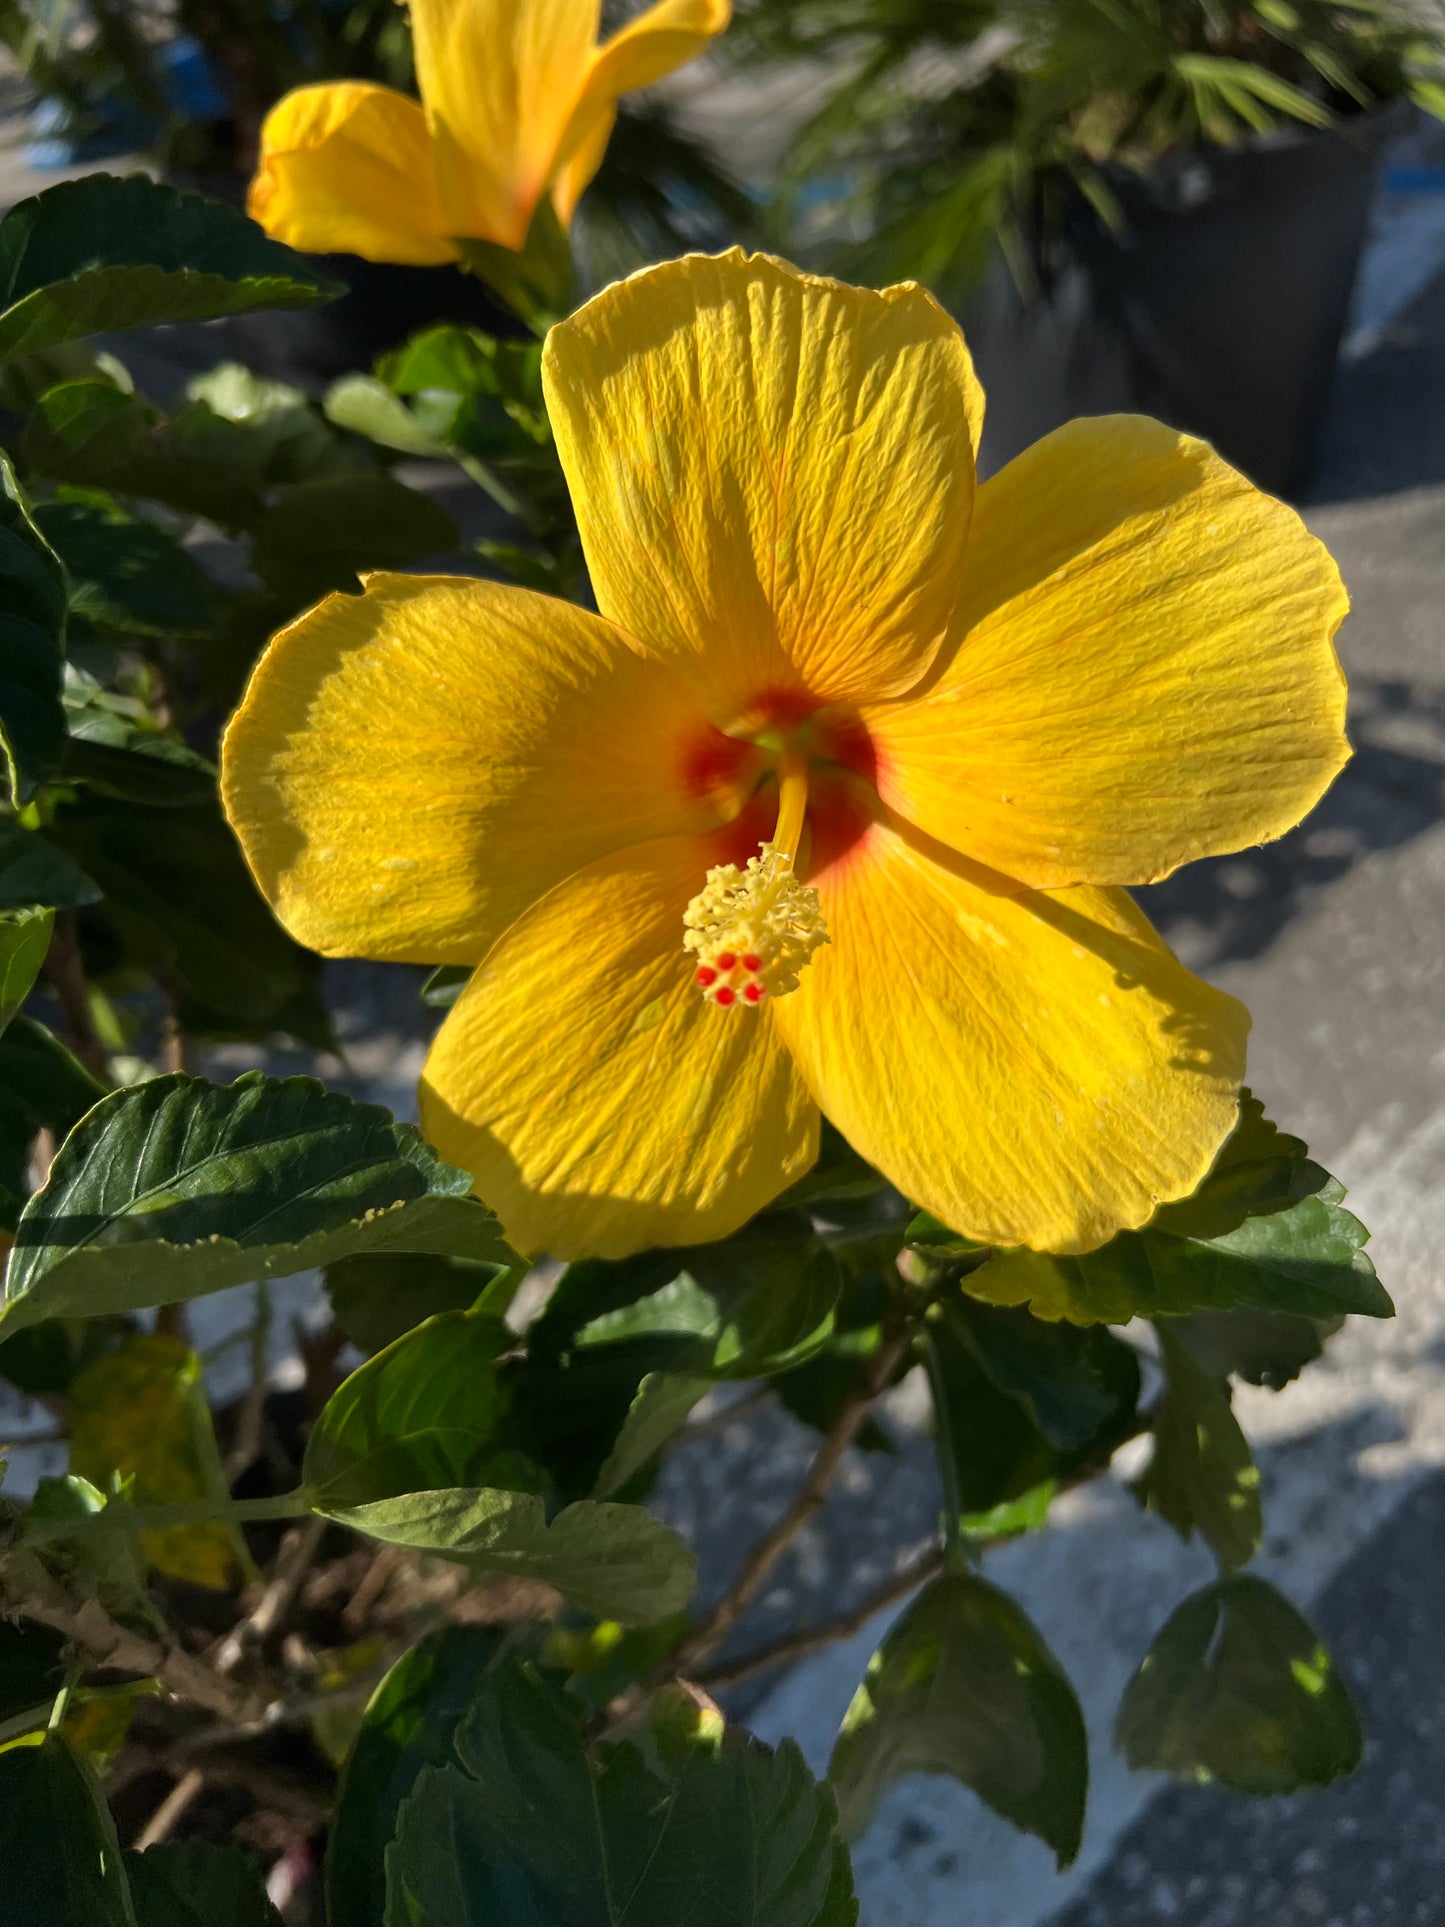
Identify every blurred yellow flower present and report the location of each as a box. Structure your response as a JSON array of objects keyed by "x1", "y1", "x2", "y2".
[
  {"x1": 222, "y1": 252, "x2": 1349, "y2": 1262},
  {"x1": 247, "y1": 0, "x2": 731, "y2": 262}
]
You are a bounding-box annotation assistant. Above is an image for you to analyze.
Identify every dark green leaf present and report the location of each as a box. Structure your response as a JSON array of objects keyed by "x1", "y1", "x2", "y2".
[
  {"x1": 1173, "y1": 1307, "x2": 1339, "y2": 1391},
  {"x1": 0, "y1": 1072, "x2": 516, "y2": 1333},
  {"x1": 125, "y1": 1844, "x2": 281, "y2": 1927},
  {"x1": 828, "y1": 1570, "x2": 1087, "y2": 1865},
  {"x1": 0, "y1": 1733, "x2": 134, "y2": 1927},
  {"x1": 419, "y1": 964, "x2": 469, "y2": 1010},
  {"x1": 1132, "y1": 1323, "x2": 1261, "y2": 1570},
  {"x1": 0, "y1": 905, "x2": 52, "y2": 1032},
  {"x1": 0, "y1": 454, "x2": 67, "y2": 805},
  {"x1": 45, "y1": 783, "x2": 326, "y2": 1039},
  {"x1": 21, "y1": 1474, "x2": 159, "y2": 1632},
  {"x1": 35, "y1": 501, "x2": 213, "y2": 641},
  {"x1": 0, "y1": 820, "x2": 101, "y2": 911},
  {"x1": 926, "y1": 1294, "x2": 1140, "y2": 1522},
  {"x1": 326, "y1": 1247, "x2": 508, "y2": 1354},
  {"x1": 249, "y1": 473, "x2": 459, "y2": 602},
  {"x1": 0, "y1": 174, "x2": 338, "y2": 359},
  {"x1": 304, "y1": 1311, "x2": 517, "y2": 1510},
  {"x1": 59, "y1": 726, "x2": 215, "y2": 810},
  {"x1": 1116, "y1": 1574, "x2": 1362, "y2": 1794},
  {"x1": 0, "y1": 1015, "x2": 106, "y2": 1226},
  {"x1": 385, "y1": 1663, "x2": 856, "y2": 1926},
  {"x1": 926, "y1": 1095, "x2": 1389, "y2": 1324},
  {"x1": 328, "y1": 1625, "x2": 509, "y2": 1927},
  {"x1": 0, "y1": 1618, "x2": 66, "y2": 1727},
  {"x1": 0, "y1": 1312, "x2": 130, "y2": 1399},
  {"x1": 325, "y1": 1486, "x2": 696, "y2": 1626},
  {"x1": 593, "y1": 1370, "x2": 716, "y2": 1498}
]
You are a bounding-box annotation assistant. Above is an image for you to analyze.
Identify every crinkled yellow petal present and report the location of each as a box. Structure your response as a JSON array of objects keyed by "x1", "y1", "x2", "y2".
[
  {"x1": 551, "y1": 0, "x2": 732, "y2": 218},
  {"x1": 771, "y1": 819, "x2": 1249, "y2": 1254},
  {"x1": 420, "y1": 833, "x2": 819, "y2": 1259},
  {"x1": 221, "y1": 573, "x2": 740, "y2": 968},
  {"x1": 543, "y1": 250, "x2": 985, "y2": 721},
  {"x1": 247, "y1": 83, "x2": 457, "y2": 267},
  {"x1": 409, "y1": 0, "x2": 598, "y2": 252},
  {"x1": 866, "y1": 416, "x2": 1350, "y2": 889}
]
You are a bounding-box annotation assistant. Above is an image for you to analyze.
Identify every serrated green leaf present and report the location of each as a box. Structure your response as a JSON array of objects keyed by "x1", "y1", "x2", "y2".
[
  {"x1": 0, "y1": 174, "x2": 339, "y2": 360},
  {"x1": 385, "y1": 1662, "x2": 856, "y2": 1926},
  {"x1": 304, "y1": 1311, "x2": 517, "y2": 1511},
  {"x1": 35, "y1": 500, "x2": 214, "y2": 641},
  {"x1": 0, "y1": 455, "x2": 67, "y2": 806},
  {"x1": 69, "y1": 1332, "x2": 248, "y2": 1590},
  {"x1": 928, "y1": 1095, "x2": 1389, "y2": 1324},
  {"x1": 0, "y1": 905, "x2": 52, "y2": 1033},
  {"x1": 327, "y1": 1485, "x2": 696, "y2": 1626},
  {"x1": 0, "y1": 1733, "x2": 135, "y2": 1926},
  {"x1": 828, "y1": 1570, "x2": 1087, "y2": 1864},
  {"x1": 1116, "y1": 1574, "x2": 1362, "y2": 1794},
  {"x1": 0, "y1": 1072, "x2": 516, "y2": 1333},
  {"x1": 125, "y1": 1843, "x2": 281, "y2": 1927},
  {"x1": 328, "y1": 1626, "x2": 509, "y2": 1927},
  {"x1": 0, "y1": 820, "x2": 100, "y2": 914},
  {"x1": 1173, "y1": 1306, "x2": 1339, "y2": 1391},
  {"x1": 1132, "y1": 1323, "x2": 1261, "y2": 1570}
]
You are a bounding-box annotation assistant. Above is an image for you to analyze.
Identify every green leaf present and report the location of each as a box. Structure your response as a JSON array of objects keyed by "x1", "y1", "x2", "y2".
[
  {"x1": 328, "y1": 1625, "x2": 509, "y2": 1927},
  {"x1": 324, "y1": 373, "x2": 445, "y2": 456},
  {"x1": 1171, "y1": 1306, "x2": 1339, "y2": 1391},
  {"x1": 35, "y1": 501, "x2": 214, "y2": 641},
  {"x1": 0, "y1": 1733, "x2": 135, "y2": 1926},
  {"x1": 324, "y1": 1486, "x2": 696, "y2": 1627},
  {"x1": 0, "y1": 820, "x2": 101, "y2": 911},
  {"x1": 453, "y1": 198, "x2": 575, "y2": 334},
  {"x1": 926, "y1": 1294, "x2": 1140, "y2": 1522},
  {"x1": 0, "y1": 905, "x2": 52, "y2": 1033},
  {"x1": 0, "y1": 174, "x2": 339, "y2": 360},
  {"x1": 326, "y1": 1247, "x2": 509, "y2": 1354},
  {"x1": 1116, "y1": 1574, "x2": 1362, "y2": 1794},
  {"x1": 0, "y1": 1072, "x2": 517, "y2": 1333},
  {"x1": 593, "y1": 1370, "x2": 717, "y2": 1498},
  {"x1": 0, "y1": 1619, "x2": 66, "y2": 1730},
  {"x1": 21, "y1": 1474, "x2": 159, "y2": 1633},
  {"x1": 69, "y1": 1332, "x2": 249, "y2": 1589},
  {"x1": 0, "y1": 1016, "x2": 106, "y2": 1229},
  {"x1": 44, "y1": 783, "x2": 327, "y2": 1040},
  {"x1": 927, "y1": 1095, "x2": 1389, "y2": 1324},
  {"x1": 0, "y1": 454, "x2": 67, "y2": 805},
  {"x1": 1132, "y1": 1323, "x2": 1262, "y2": 1571},
  {"x1": 385, "y1": 1663, "x2": 857, "y2": 1926},
  {"x1": 304, "y1": 1311, "x2": 517, "y2": 1511},
  {"x1": 828, "y1": 1571, "x2": 1087, "y2": 1865},
  {"x1": 125, "y1": 1843, "x2": 281, "y2": 1927},
  {"x1": 249, "y1": 473, "x2": 459, "y2": 602}
]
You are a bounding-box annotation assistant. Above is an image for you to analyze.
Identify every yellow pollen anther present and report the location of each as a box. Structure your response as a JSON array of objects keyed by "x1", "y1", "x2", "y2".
[{"x1": 683, "y1": 843, "x2": 829, "y2": 1008}]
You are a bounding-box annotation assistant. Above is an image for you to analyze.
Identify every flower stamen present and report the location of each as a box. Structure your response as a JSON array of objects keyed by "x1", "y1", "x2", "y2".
[{"x1": 683, "y1": 755, "x2": 829, "y2": 1009}]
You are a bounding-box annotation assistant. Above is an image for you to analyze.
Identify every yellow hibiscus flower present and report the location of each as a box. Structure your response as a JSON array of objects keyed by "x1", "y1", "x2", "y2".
[
  {"x1": 221, "y1": 251, "x2": 1349, "y2": 1263},
  {"x1": 246, "y1": 0, "x2": 732, "y2": 263}
]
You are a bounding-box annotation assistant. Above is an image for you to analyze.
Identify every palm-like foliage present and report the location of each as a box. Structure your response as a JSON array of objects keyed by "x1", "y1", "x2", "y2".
[{"x1": 736, "y1": 0, "x2": 1445, "y2": 298}]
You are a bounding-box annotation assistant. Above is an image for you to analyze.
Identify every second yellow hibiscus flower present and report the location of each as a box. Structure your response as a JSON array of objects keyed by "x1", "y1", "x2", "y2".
[{"x1": 221, "y1": 250, "x2": 1349, "y2": 1264}]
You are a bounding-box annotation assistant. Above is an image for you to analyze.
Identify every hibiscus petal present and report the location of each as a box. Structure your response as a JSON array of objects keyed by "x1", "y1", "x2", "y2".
[
  {"x1": 771, "y1": 818, "x2": 1249, "y2": 1254},
  {"x1": 543, "y1": 250, "x2": 985, "y2": 720},
  {"x1": 247, "y1": 83, "x2": 457, "y2": 267},
  {"x1": 221, "y1": 574, "x2": 743, "y2": 967},
  {"x1": 866, "y1": 416, "x2": 1349, "y2": 888},
  {"x1": 408, "y1": 0, "x2": 599, "y2": 251},
  {"x1": 420, "y1": 834, "x2": 818, "y2": 1259}
]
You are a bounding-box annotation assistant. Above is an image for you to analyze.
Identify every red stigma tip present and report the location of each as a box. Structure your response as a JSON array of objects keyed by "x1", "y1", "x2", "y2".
[
  {"x1": 695, "y1": 966, "x2": 718, "y2": 987},
  {"x1": 742, "y1": 953, "x2": 762, "y2": 972},
  {"x1": 743, "y1": 982, "x2": 764, "y2": 1003},
  {"x1": 715, "y1": 952, "x2": 737, "y2": 972},
  {"x1": 714, "y1": 985, "x2": 737, "y2": 1007}
]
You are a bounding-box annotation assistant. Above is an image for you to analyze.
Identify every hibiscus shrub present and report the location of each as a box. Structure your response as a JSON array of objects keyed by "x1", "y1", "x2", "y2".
[{"x1": 0, "y1": 168, "x2": 1386, "y2": 1923}]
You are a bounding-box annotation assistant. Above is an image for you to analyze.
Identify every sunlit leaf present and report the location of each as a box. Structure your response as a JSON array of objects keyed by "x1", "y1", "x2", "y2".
[
  {"x1": 0, "y1": 906, "x2": 52, "y2": 1034},
  {"x1": 1132, "y1": 1323, "x2": 1262, "y2": 1571}
]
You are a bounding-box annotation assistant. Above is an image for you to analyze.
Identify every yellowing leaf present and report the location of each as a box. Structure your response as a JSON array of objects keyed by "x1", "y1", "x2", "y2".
[{"x1": 68, "y1": 1332, "x2": 249, "y2": 1590}]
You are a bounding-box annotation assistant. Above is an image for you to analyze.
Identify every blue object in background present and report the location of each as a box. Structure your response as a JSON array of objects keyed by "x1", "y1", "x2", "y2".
[{"x1": 24, "y1": 32, "x2": 228, "y2": 168}]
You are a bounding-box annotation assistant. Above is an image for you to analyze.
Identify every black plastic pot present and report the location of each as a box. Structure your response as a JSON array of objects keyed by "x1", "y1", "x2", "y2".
[{"x1": 969, "y1": 103, "x2": 1402, "y2": 499}]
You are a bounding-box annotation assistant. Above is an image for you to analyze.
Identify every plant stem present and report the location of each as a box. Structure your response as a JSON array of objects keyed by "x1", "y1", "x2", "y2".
[
  {"x1": 23, "y1": 1489, "x2": 309, "y2": 1547},
  {"x1": 665, "y1": 1329, "x2": 912, "y2": 1680},
  {"x1": 695, "y1": 1540, "x2": 945, "y2": 1691}
]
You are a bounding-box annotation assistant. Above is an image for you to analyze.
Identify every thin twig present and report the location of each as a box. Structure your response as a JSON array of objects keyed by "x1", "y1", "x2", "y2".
[
  {"x1": 213, "y1": 1515, "x2": 328, "y2": 1677},
  {"x1": 225, "y1": 1283, "x2": 273, "y2": 1480},
  {"x1": 672, "y1": 1383, "x2": 773, "y2": 1447},
  {"x1": 664, "y1": 1329, "x2": 912, "y2": 1680},
  {"x1": 695, "y1": 1542, "x2": 945, "y2": 1691},
  {"x1": 339, "y1": 1543, "x2": 402, "y2": 1635},
  {"x1": 135, "y1": 1767, "x2": 205, "y2": 1849}
]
